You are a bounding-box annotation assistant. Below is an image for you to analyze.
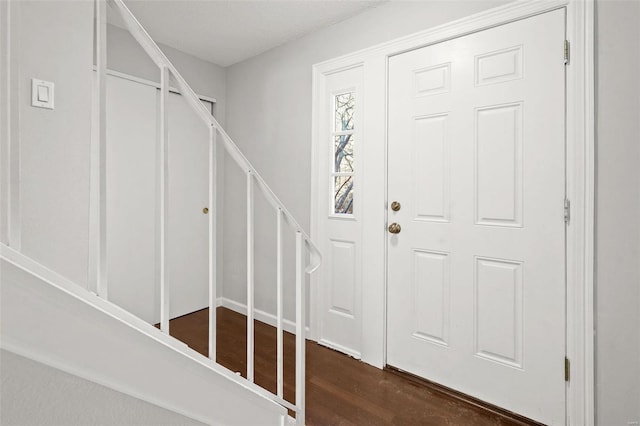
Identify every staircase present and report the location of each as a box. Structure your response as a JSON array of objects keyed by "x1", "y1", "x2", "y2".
[{"x1": 0, "y1": 0, "x2": 321, "y2": 424}]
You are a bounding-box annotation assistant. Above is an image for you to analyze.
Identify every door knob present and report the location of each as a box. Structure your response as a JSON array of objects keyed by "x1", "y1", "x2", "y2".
[
  {"x1": 388, "y1": 223, "x2": 401, "y2": 234},
  {"x1": 391, "y1": 201, "x2": 401, "y2": 211},
  {"x1": 202, "y1": 207, "x2": 209, "y2": 214}
]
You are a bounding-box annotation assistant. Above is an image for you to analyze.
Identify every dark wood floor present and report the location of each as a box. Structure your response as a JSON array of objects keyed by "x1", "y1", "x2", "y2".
[{"x1": 167, "y1": 307, "x2": 529, "y2": 425}]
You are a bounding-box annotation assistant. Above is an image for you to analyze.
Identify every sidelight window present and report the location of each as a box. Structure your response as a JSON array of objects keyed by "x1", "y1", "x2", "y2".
[{"x1": 332, "y1": 92, "x2": 355, "y2": 215}]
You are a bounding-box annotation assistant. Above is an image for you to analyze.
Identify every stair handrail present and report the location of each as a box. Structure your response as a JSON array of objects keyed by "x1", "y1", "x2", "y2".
[
  {"x1": 106, "y1": 0, "x2": 321, "y2": 274},
  {"x1": 101, "y1": 1, "x2": 317, "y2": 424}
]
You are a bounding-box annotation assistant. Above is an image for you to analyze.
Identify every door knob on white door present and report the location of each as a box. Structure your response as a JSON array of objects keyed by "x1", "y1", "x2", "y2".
[{"x1": 388, "y1": 223, "x2": 401, "y2": 234}]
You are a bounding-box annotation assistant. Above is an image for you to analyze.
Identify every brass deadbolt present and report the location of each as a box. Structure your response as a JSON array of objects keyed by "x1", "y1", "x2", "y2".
[
  {"x1": 202, "y1": 207, "x2": 209, "y2": 214},
  {"x1": 391, "y1": 201, "x2": 401, "y2": 211},
  {"x1": 388, "y1": 223, "x2": 401, "y2": 234}
]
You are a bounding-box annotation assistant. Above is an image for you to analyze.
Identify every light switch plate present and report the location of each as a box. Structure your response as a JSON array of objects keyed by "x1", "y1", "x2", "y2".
[{"x1": 31, "y1": 78, "x2": 54, "y2": 109}]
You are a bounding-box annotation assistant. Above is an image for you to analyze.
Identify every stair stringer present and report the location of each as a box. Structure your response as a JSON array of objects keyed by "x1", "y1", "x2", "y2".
[{"x1": 0, "y1": 244, "x2": 287, "y2": 426}]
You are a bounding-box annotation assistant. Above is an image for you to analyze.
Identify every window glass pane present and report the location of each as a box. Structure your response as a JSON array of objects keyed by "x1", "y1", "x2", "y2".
[
  {"x1": 334, "y1": 135, "x2": 354, "y2": 173},
  {"x1": 334, "y1": 92, "x2": 355, "y2": 132},
  {"x1": 334, "y1": 175, "x2": 354, "y2": 214}
]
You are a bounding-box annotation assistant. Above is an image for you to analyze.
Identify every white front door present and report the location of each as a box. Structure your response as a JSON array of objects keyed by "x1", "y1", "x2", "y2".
[{"x1": 387, "y1": 10, "x2": 566, "y2": 424}]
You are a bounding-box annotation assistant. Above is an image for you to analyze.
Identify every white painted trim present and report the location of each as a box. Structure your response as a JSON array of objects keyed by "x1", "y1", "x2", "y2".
[
  {"x1": 208, "y1": 124, "x2": 217, "y2": 362},
  {"x1": 564, "y1": 2, "x2": 595, "y2": 424},
  {"x1": 294, "y1": 232, "x2": 306, "y2": 426},
  {"x1": 276, "y1": 208, "x2": 284, "y2": 398},
  {"x1": 218, "y1": 297, "x2": 310, "y2": 338},
  {"x1": 95, "y1": 0, "x2": 108, "y2": 299},
  {"x1": 158, "y1": 65, "x2": 170, "y2": 333},
  {"x1": 310, "y1": 1, "x2": 594, "y2": 424},
  {"x1": 88, "y1": 47, "x2": 99, "y2": 295},
  {"x1": 0, "y1": 0, "x2": 10, "y2": 245},
  {"x1": 314, "y1": 0, "x2": 572, "y2": 72},
  {"x1": 0, "y1": 243, "x2": 290, "y2": 413},
  {"x1": 246, "y1": 171, "x2": 255, "y2": 383},
  {"x1": 309, "y1": 66, "x2": 321, "y2": 343},
  {"x1": 1, "y1": 0, "x2": 21, "y2": 251},
  {"x1": 91, "y1": 66, "x2": 217, "y2": 105}
]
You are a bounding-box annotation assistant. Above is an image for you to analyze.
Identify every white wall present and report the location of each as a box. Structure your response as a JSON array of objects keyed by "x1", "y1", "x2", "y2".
[
  {"x1": 106, "y1": 24, "x2": 227, "y2": 126},
  {"x1": 0, "y1": 350, "x2": 206, "y2": 426},
  {"x1": 223, "y1": 0, "x2": 510, "y2": 323},
  {"x1": 5, "y1": 0, "x2": 94, "y2": 287},
  {"x1": 595, "y1": 0, "x2": 640, "y2": 423}
]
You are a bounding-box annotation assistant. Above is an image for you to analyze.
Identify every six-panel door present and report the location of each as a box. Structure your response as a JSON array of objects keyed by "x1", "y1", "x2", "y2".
[{"x1": 387, "y1": 10, "x2": 567, "y2": 424}]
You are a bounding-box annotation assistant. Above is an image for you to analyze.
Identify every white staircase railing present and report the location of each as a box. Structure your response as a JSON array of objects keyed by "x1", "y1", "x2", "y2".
[{"x1": 94, "y1": 0, "x2": 322, "y2": 424}]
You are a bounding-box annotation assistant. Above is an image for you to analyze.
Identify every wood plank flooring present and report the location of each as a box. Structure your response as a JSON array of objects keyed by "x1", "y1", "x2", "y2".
[{"x1": 167, "y1": 307, "x2": 531, "y2": 425}]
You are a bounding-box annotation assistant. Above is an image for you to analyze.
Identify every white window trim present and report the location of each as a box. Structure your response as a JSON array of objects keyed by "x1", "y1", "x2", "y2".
[{"x1": 310, "y1": 1, "x2": 594, "y2": 424}]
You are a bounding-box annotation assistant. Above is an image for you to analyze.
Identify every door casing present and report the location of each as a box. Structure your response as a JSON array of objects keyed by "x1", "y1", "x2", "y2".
[{"x1": 310, "y1": 1, "x2": 595, "y2": 424}]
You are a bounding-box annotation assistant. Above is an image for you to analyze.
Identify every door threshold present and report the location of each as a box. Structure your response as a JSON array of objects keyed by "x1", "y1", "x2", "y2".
[{"x1": 384, "y1": 365, "x2": 545, "y2": 426}]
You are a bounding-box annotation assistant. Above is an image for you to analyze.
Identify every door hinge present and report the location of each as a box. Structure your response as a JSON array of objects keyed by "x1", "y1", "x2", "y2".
[
  {"x1": 564, "y1": 198, "x2": 571, "y2": 224},
  {"x1": 565, "y1": 357, "x2": 570, "y2": 382},
  {"x1": 564, "y1": 40, "x2": 570, "y2": 65}
]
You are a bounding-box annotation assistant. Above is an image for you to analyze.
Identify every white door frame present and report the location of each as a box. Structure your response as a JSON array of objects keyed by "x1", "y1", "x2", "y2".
[{"x1": 310, "y1": 1, "x2": 595, "y2": 424}]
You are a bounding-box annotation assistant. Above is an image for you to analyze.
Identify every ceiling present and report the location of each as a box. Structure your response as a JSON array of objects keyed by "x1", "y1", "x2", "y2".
[{"x1": 109, "y1": 0, "x2": 386, "y2": 67}]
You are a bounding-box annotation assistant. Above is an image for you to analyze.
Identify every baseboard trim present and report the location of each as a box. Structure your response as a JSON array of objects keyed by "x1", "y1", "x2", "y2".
[
  {"x1": 217, "y1": 297, "x2": 310, "y2": 338},
  {"x1": 384, "y1": 366, "x2": 543, "y2": 426}
]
